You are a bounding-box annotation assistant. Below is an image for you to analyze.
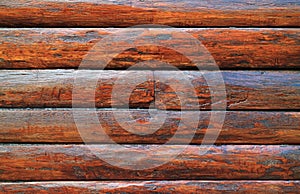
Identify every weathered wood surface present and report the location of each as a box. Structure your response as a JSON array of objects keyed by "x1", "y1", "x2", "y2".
[
  {"x1": 0, "y1": 110, "x2": 299, "y2": 144},
  {"x1": 0, "y1": 70, "x2": 299, "y2": 109},
  {"x1": 0, "y1": 181, "x2": 299, "y2": 194},
  {"x1": 0, "y1": 145, "x2": 299, "y2": 180},
  {"x1": 155, "y1": 71, "x2": 300, "y2": 110},
  {"x1": 0, "y1": 29, "x2": 299, "y2": 69},
  {"x1": 0, "y1": 70, "x2": 154, "y2": 108},
  {"x1": 0, "y1": 0, "x2": 299, "y2": 27}
]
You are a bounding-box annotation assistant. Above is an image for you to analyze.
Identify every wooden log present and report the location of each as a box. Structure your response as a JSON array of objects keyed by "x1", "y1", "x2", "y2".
[
  {"x1": 0, "y1": 1, "x2": 299, "y2": 27},
  {"x1": 0, "y1": 70, "x2": 299, "y2": 109},
  {"x1": 0, "y1": 28, "x2": 299, "y2": 69},
  {"x1": 155, "y1": 71, "x2": 300, "y2": 110},
  {"x1": 0, "y1": 181, "x2": 299, "y2": 193},
  {"x1": 0, "y1": 109, "x2": 299, "y2": 144},
  {"x1": 0, "y1": 145, "x2": 299, "y2": 180},
  {"x1": 0, "y1": 70, "x2": 154, "y2": 108}
]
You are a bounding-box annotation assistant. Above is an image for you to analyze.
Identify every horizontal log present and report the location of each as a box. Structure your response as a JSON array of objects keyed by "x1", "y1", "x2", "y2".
[
  {"x1": 0, "y1": 110, "x2": 299, "y2": 144},
  {"x1": 0, "y1": 181, "x2": 299, "y2": 193},
  {"x1": 0, "y1": 70, "x2": 299, "y2": 109},
  {"x1": 0, "y1": 145, "x2": 299, "y2": 180},
  {"x1": 155, "y1": 71, "x2": 300, "y2": 110},
  {"x1": 0, "y1": 28, "x2": 299, "y2": 69},
  {"x1": 0, "y1": 1, "x2": 299, "y2": 27},
  {"x1": 0, "y1": 70, "x2": 154, "y2": 108}
]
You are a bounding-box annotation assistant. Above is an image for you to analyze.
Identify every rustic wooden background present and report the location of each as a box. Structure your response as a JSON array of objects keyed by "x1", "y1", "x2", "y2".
[{"x1": 0, "y1": 0, "x2": 299, "y2": 193}]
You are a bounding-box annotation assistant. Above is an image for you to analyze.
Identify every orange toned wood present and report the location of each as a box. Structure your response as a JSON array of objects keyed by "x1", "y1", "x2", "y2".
[
  {"x1": 0, "y1": 29, "x2": 299, "y2": 69},
  {"x1": 0, "y1": 110, "x2": 299, "y2": 144},
  {"x1": 0, "y1": 70, "x2": 154, "y2": 108},
  {"x1": 0, "y1": 181, "x2": 299, "y2": 193},
  {"x1": 0, "y1": 70, "x2": 299, "y2": 109},
  {"x1": 0, "y1": 145, "x2": 299, "y2": 180},
  {"x1": 155, "y1": 71, "x2": 300, "y2": 110},
  {"x1": 0, "y1": 1, "x2": 299, "y2": 27}
]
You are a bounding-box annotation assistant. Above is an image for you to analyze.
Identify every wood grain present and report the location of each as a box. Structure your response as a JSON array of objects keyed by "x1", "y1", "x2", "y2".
[
  {"x1": 0, "y1": 0, "x2": 299, "y2": 27},
  {"x1": 0, "y1": 181, "x2": 299, "y2": 194},
  {"x1": 0, "y1": 145, "x2": 299, "y2": 180},
  {"x1": 0, "y1": 110, "x2": 299, "y2": 144},
  {"x1": 0, "y1": 70, "x2": 299, "y2": 109},
  {"x1": 155, "y1": 71, "x2": 300, "y2": 110},
  {"x1": 1, "y1": 0, "x2": 299, "y2": 190},
  {"x1": 0, "y1": 70, "x2": 154, "y2": 108},
  {"x1": 0, "y1": 28, "x2": 299, "y2": 69}
]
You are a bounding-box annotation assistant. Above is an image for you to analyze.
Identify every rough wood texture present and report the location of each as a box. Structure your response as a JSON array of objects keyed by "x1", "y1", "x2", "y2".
[
  {"x1": 0, "y1": 28, "x2": 299, "y2": 69},
  {"x1": 0, "y1": 145, "x2": 299, "y2": 180},
  {"x1": 0, "y1": 181, "x2": 299, "y2": 194},
  {"x1": 0, "y1": 0, "x2": 299, "y2": 27},
  {"x1": 155, "y1": 71, "x2": 300, "y2": 110},
  {"x1": 0, "y1": 70, "x2": 154, "y2": 108},
  {"x1": 0, "y1": 110, "x2": 299, "y2": 144},
  {"x1": 0, "y1": 0, "x2": 299, "y2": 190},
  {"x1": 0, "y1": 70, "x2": 299, "y2": 109}
]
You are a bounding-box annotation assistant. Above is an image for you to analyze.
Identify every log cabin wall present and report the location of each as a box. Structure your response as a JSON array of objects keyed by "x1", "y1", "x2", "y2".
[{"x1": 0, "y1": 1, "x2": 299, "y2": 193}]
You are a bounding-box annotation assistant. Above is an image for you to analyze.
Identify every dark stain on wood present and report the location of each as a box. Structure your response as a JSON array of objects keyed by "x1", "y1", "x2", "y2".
[
  {"x1": 0, "y1": 181, "x2": 299, "y2": 193},
  {"x1": 155, "y1": 71, "x2": 300, "y2": 110},
  {"x1": 0, "y1": 145, "x2": 299, "y2": 180},
  {"x1": 0, "y1": 110, "x2": 299, "y2": 144},
  {"x1": 0, "y1": 70, "x2": 154, "y2": 108},
  {"x1": 0, "y1": 29, "x2": 299, "y2": 69},
  {"x1": 0, "y1": 70, "x2": 299, "y2": 109},
  {"x1": 0, "y1": 1, "x2": 299, "y2": 27}
]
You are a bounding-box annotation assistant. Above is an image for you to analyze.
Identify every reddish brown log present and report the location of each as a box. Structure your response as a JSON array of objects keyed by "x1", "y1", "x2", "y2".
[
  {"x1": 0, "y1": 70, "x2": 299, "y2": 109},
  {"x1": 0, "y1": 1, "x2": 299, "y2": 27},
  {"x1": 0, "y1": 145, "x2": 299, "y2": 180},
  {"x1": 0, "y1": 181, "x2": 299, "y2": 194},
  {"x1": 0, "y1": 70, "x2": 154, "y2": 108},
  {"x1": 155, "y1": 71, "x2": 300, "y2": 110},
  {"x1": 0, "y1": 29, "x2": 299, "y2": 69},
  {"x1": 0, "y1": 110, "x2": 299, "y2": 144}
]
